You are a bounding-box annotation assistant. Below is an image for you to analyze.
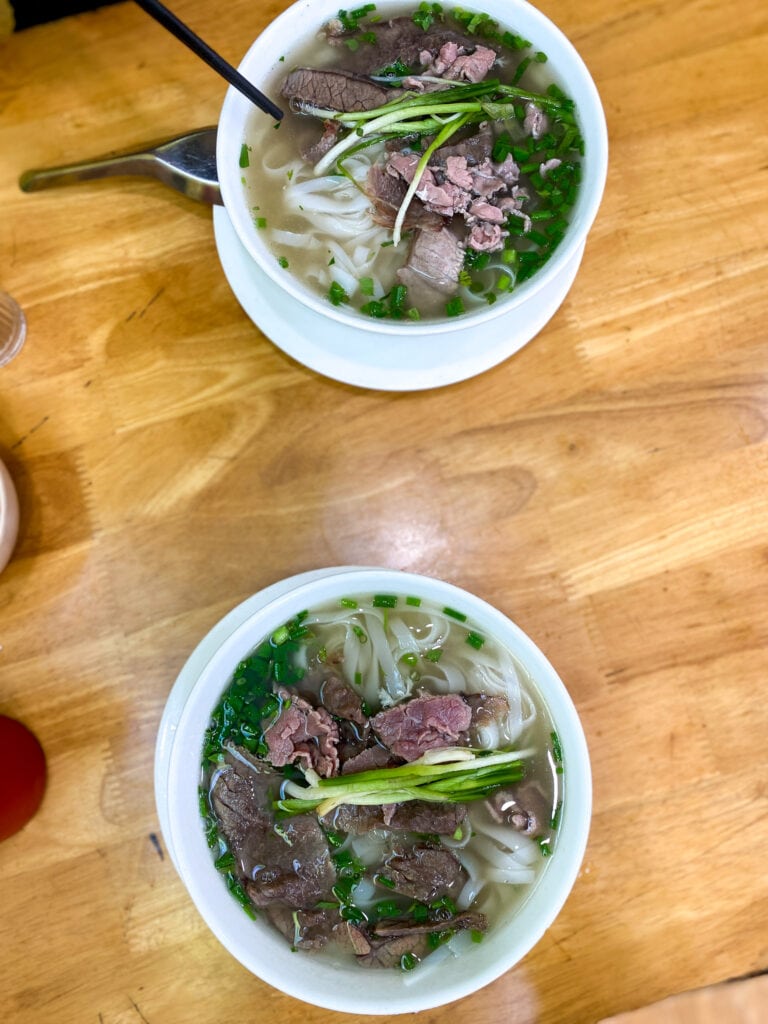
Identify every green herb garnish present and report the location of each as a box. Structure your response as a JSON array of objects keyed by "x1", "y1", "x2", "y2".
[{"x1": 275, "y1": 747, "x2": 529, "y2": 817}]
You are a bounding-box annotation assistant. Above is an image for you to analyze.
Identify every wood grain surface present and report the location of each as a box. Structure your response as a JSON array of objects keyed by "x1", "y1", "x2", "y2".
[{"x1": 1, "y1": 2, "x2": 766, "y2": 1023}]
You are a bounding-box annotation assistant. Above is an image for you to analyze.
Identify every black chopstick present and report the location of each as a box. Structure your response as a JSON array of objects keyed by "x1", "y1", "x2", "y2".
[{"x1": 134, "y1": 0, "x2": 284, "y2": 121}]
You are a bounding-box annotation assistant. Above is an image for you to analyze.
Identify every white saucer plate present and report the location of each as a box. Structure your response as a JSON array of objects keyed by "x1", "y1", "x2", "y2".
[{"x1": 213, "y1": 205, "x2": 584, "y2": 392}]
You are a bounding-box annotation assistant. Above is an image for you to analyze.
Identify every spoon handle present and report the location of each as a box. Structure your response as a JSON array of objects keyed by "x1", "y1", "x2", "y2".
[
  {"x1": 19, "y1": 153, "x2": 156, "y2": 191},
  {"x1": 19, "y1": 128, "x2": 222, "y2": 205}
]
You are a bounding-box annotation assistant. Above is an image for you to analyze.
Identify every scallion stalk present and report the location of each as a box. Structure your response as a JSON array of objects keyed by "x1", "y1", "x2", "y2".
[{"x1": 274, "y1": 747, "x2": 532, "y2": 817}]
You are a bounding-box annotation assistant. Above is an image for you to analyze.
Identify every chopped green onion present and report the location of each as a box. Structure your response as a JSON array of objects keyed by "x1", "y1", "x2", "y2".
[
  {"x1": 465, "y1": 631, "x2": 485, "y2": 650},
  {"x1": 400, "y1": 952, "x2": 420, "y2": 971},
  {"x1": 341, "y1": 904, "x2": 367, "y2": 923},
  {"x1": 406, "y1": 596, "x2": 421, "y2": 606},
  {"x1": 361, "y1": 299, "x2": 386, "y2": 318},
  {"x1": 373, "y1": 900, "x2": 402, "y2": 918},
  {"x1": 551, "y1": 801, "x2": 563, "y2": 830},
  {"x1": 411, "y1": 902, "x2": 429, "y2": 922},
  {"x1": 214, "y1": 850, "x2": 235, "y2": 871},
  {"x1": 445, "y1": 296, "x2": 465, "y2": 317},
  {"x1": 551, "y1": 731, "x2": 563, "y2": 764},
  {"x1": 324, "y1": 828, "x2": 345, "y2": 848},
  {"x1": 328, "y1": 281, "x2": 349, "y2": 306},
  {"x1": 238, "y1": 143, "x2": 250, "y2": 168},
  {"x1": 271, "y1": 625, "x2": 290, "y2": 646},
  {"x1": 443, "y1": 606, "x2": 467, "y2": 622},
  {"x1": 373, "y1": 594, "x2": 398, "y2": 608}
]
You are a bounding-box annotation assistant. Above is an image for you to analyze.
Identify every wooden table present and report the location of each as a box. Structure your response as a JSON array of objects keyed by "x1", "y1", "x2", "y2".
[{"x1": 1, "y1": 2, "x2": 766, "y2": 1022}]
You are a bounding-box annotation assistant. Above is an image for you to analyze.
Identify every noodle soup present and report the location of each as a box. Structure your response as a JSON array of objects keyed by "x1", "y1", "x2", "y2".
[
  {"x1": 200, "y1": 592, "x2": 563, "y2": 971},
  {"x1": 237, "y1": 3, "x2": 585, "y2": 322}
]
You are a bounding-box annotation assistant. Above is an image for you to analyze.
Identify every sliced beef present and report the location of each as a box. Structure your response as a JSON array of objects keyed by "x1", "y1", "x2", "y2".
[
  {"x1": 443, "y1": 45, "x2": 497, "y2": 83},
  {"x1": 301, "y1": 119, "x2": 341, "y2": 165},
  {"x1": 209, "y1": 751, "x2": 335, "y2": 909},
  {"x1": 415, "y1": 174, "x2": 470, "y2": 217},
  {"x1": 366, "y1": 164, "x2": 445, "y2": 231},
  {"x1": 265, "y1": 905, "x2": 337, "y2": 950},
  {"x1": 468, "y1": 199, "x2": 504, "y2": 223},
  {"x1": 341, "y1": 743, "x2": 399, "y2": 775},
  {"x1": 337, "y1": 920, "x2": 374, "y2": 955},
  {"x1": 467, "y1": 222, "x2": 505, "y2": 252},
  {"x1": 540, "y1": 157, "x2": 562, "y2": 177},
  {"x1": 385, "y1": 152, "x2": 469, "y2": 217},
  {"x1": 372, "y1": 909, "x2": 487, "y2": 937},
  {"x1": 397, "y1": 227, "x2": 464, "y2": 305},
  {"x1": 244, "y1": 813, "x2": 336, "y2": 909},
  {"x1": 465, "y1": 692, "x2": 510, "y2": 729},
  {"x1": 326, "y1": 17, "x2": 494, "y2": 75},
  {"x1": 321, "y1": 799, "x2": 466, "y2": 836},
  {"x1": 469, "y1": 158, "x2": 508, "y2": 198},
  {"x1": 494, "y1": 153, "x2": 520, "y2": 186},
  {"x1": 321, "y1": 803, "x2": 383, "y2": 834},
  {"x1": 383, "y1": 844, "x2": 466, "y2": 903},
  {"x1": 337, "y1": 718, "x2": 372, "y2": 765},
  {"x1": 209, "y1": 750, "x2": 277, "y2": 851},
  {"x1": 433, "y1": 126, "x2": 494, "y2": 166},
  {"x1": 266, "y1": 906, "x2": 372, "y2": 953},
  {"x1": 320, "y1": 674, "x2": 366, "y2": 725},
  {"x1": 358, "y1": 932, "x2": 431, "y2": 969},
  {"x1": 371, "y1": 692, "x2": 471, "y2": 761},
  {"x1": 263, "y1": 687, "x2": 340, "y2": 778},
  {"x1": 383, "y1": 800, "x2": 466, "y2": 836},
  {"x1": 486, "y1": 780, "x2": 552, "y2": 838},
  {"x1": 281, "y1": 67, "x2": 391, "y2": 112},
  {"x1": 523, "y1": 101, "x2": 549, "y2": 139},
  {"x1": 444, "y1": 155, "x2": 473, "y2": 189}
]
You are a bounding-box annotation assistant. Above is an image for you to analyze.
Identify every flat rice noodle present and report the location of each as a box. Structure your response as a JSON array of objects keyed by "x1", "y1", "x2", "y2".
[
  {"x1": 366, "y1": 612, "x2": 408, "y2": 702},
  {"x1": 270, "y1": 229, "x2": 315, "y2": 247},
  {"x1": 485, "y1": 866, "x2": 536, "y2": 885}
]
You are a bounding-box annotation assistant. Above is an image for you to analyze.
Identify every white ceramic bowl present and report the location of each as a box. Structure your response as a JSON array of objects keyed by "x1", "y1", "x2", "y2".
[
  {"x1": 156, "y1": 567, "x2": 591, "y2": 1014},
  {"x1": 217, "y1": 0, "x2": 607, "y2": 345}
]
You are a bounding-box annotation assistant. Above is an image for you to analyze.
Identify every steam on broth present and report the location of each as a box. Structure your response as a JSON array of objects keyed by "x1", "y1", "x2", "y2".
[
  {"x1": 239, "y1": 3, "x2": 583, "y2": 322},
  {"x1": 200, "y1": 593, "x2": 564, "y2": 971}
]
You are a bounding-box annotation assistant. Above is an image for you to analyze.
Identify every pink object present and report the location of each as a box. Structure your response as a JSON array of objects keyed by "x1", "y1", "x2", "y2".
[
  {"x1": 0, "y1": 459, "x2": 19, "y2": 573},
  {"x1": 0, "y1": 292, "x2": 26, "y2": 367}
]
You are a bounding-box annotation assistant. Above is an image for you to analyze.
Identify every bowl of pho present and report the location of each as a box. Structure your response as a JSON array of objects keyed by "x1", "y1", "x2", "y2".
[
  {"x1": 157, "y1": 567, "x2": 591, "y2": 1013},
  {"x1": 217, "y1": 0, "x2": 606, "y2": 343}
]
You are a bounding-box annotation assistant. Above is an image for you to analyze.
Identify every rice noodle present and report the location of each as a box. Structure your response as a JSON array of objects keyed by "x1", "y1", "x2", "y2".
[
  {"x1": 457, "y1": 875, "x2": 484, "y2": 911},
  {"x1": 445, "y1": 929, "x2": 478, "y2": 958},
  {"x1": 470, "y1": 820, "x2": 540, "y2": 867},
  {"x1": 471, "y1": 835, "x2": 534, "y2": 871},
  {"x1": 485, "y1": 866, "x2": 537, "y2": 885}
]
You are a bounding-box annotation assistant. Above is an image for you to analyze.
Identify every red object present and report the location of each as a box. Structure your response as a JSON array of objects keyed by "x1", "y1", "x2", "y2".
[{"x1": 0, "y1": 715, "x2": 47, "y2": 841}]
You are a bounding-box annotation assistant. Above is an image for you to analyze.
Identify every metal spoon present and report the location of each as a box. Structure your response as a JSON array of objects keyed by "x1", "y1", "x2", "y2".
[{"x1": 19, "y1": 127, "x2": 221, "y2": 205}]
